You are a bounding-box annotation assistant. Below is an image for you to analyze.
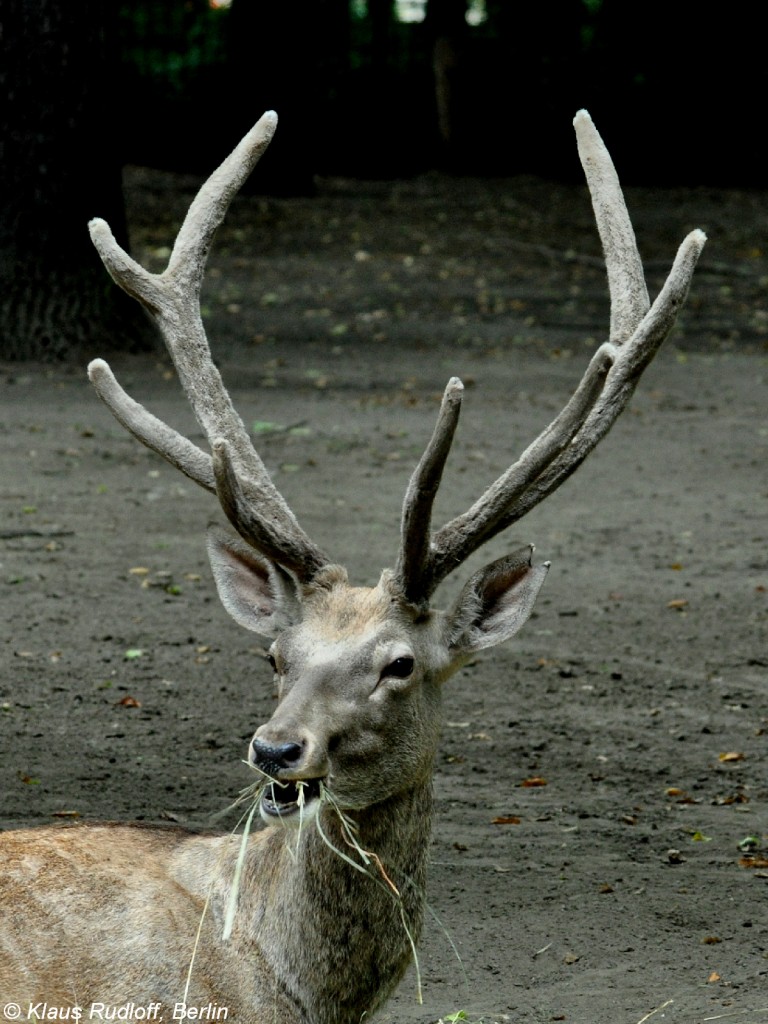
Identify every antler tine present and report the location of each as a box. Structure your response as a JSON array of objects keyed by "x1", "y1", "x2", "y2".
[
  {"x1": 88, "y1": 111, "x2": 329, "y2": 581},
  {"x1": 212, "y1": 440, "x2": 328, "y2": 579},
  {"x1": 573, "y1": 109, "x2": 650, "y2": 343},
  {"x1": 88, "y1": 358, "x2": 217, "y2": 492},
  {"x1": 396, "y1": 111, "x2": 706, "y2": 603},
  {"x1": 396, "y1": 378, "x2": 464, "y2": 606}
]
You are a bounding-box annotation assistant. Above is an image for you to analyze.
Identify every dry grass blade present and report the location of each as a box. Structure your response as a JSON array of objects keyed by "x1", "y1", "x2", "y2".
[
  {"x1": 317, "y1": 783, "x2": 423, "y2": 1003},
  {"x1": 222, "y1": 797, "x2": 261, "y2": 941},
  {"x1": 635, "y1": 1000, "x2": 674, "y2": 1024}
]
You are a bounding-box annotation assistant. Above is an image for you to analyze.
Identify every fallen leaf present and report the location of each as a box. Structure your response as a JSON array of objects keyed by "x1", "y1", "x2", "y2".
[
  {"x1": 520, "y1": 776, "x2": 548, "y2": 788},
  {"x1": 702, "y1": 936, "x2": 722, "y2": 944},
  {"x1": 51, "y1": 810, "x2": 80, "y2": 818},
  {"x1": 739, "y1": 856, "x2": 768, "y2": 869},
  {"x1": 667, "y1": 598, "x2": 689, "y2": 610},
  {"x1": 598, "y1": 883, "x2": 614, "y2": 894},
  {"x1": 666, "y1": 787, "x2": 686, "y2": 797},
  {"x1": 129, "y1": 566, "x2": 150, "y2": 576},
  {"x1": 718, "y1": 751, "x2": 745, "y2": 762},
  {"x1": 708, "y1": 971, "x2": 721, "y2": 984},
  {"x1": 124, "y1": 648, "x2": 144, "y2": 660},
  {"x1": 491, "y1": 816, "x2": 521, "y2": 825},
  {"x1": 713, "y1": 791, "x2": 749, "y2": 805},
  {"x1": 564, "y1": 952, "x2": 580, "y2": 964},
  {"x1": 116, "y1": 695, "x2": 141, "y2": 708},
  {"x1": 690, "y1": 831, "x2": 712, "y2": 842}
]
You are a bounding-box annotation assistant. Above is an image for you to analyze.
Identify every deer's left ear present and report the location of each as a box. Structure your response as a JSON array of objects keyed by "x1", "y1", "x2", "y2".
[
  {"x1": 206, "y1": 526, "x2": 303, "y2": 637},
  {"x1": 445, "y1": 546, "x2": 549, "y2": 658}
]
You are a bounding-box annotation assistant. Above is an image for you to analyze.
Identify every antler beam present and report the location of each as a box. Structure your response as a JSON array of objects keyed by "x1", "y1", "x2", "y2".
[
  {"x1": 88, "y1": 108, "x2": 704, "y2": 603},
  {"x1": 87, "y1": 112, "x2": 329, "y2": 581},
  {"x1": 396, "y1": 110, "x2": 706, "y2": 606}
]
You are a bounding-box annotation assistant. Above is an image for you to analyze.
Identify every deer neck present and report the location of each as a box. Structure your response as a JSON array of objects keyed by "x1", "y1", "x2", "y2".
[{"x1": 232, "y1": 776, "x2": 434, "y2": 1023}]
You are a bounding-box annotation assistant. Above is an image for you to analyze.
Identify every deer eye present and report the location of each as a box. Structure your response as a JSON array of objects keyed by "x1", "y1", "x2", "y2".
[{"x1": 381, "y1": 656, "x2": 415, "y2": 680}]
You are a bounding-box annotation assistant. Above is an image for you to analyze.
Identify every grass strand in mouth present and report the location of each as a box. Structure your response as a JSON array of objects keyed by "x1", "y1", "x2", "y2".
[
  {"x1": 399, "y1": 902, "x2": 423, "y2": 1006},
  {"x1": 223, "y1": 794, "x2": 262, "y2": 941},
  {"x1": 219, "y1": 768, "x2": 277, "y2": 943},
  {"x1": 317, "y1": 782, "x2": 423, "y2": 1003},
  {"x1": 321, "y1": 786, "x2": 401, "y2": 897},
  {"x1": 196, "y1": 775, "x2": 426, "y2": 1004},
  {"x1": 222, "y1": 778, "x2": 310, "y2": 942},
  {"x1": 209, "y1": 770, "x2": 272, "y2": 825},
  {"x1": 285, "y1": 779, "x2": 308, "y2": 862},
  {"x1": 185, "y1": 778, "x2": 268, "y2": 997}
]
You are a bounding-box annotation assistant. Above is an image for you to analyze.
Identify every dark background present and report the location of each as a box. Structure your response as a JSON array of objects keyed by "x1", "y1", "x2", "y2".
[{"x1": 0, "y1": 0, "x2": 763, "y2": 358}]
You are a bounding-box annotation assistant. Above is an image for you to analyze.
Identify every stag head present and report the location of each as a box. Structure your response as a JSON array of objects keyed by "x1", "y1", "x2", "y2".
[{"x1": 87, "y1": 111, "x2": 705, "y2": 824}]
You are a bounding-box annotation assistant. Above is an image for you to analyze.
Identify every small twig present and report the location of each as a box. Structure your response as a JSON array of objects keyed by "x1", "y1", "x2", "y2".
[
  {"x1": 703, "y1": 1009, "x2": 768, "y2": 1021},
  {"x1": 532, "y1": 941, "x2": 553, "y2": 958},
  {"x1": 635, "y1": 1000, "x2": 674, "y2": 1024}
]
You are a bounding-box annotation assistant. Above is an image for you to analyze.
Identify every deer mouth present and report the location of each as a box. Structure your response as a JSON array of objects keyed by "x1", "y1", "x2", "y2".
[{"x1": 261, "y1": 777, "x2": 323, "y2": 821}]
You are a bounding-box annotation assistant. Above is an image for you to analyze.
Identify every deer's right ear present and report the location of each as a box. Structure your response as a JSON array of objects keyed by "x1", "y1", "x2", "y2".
[{"x1": 206, "y1": 526, "x2": 302, "y2": 637}]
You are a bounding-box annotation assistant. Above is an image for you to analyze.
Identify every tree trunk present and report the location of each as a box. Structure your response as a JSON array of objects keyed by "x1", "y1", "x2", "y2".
[
  {"x1": 425, "y1": 0, "x2": 468, "y2": 161},
  {"x1": 0, "y1": 0, "x2": 155, "y2": 360}
]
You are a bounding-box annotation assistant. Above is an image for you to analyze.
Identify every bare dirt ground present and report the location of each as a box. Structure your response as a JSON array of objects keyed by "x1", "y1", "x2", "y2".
[{"x1": 1, "y1": 167, "x2": 767, "y2": 1023}]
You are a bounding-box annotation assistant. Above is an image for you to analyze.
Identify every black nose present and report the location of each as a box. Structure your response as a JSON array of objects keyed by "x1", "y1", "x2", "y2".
[{"x1": 251, "y1": 737, "x2": 304, "y2": 774}]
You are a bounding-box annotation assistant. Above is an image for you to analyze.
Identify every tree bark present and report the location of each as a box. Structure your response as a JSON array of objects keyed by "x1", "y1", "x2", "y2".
[
  {"x1": 425, "y1": 0, "x2": 468, "y2": 159},
  {"x1": 0, "y1": 0, "x2": 154, "y2": 360}
]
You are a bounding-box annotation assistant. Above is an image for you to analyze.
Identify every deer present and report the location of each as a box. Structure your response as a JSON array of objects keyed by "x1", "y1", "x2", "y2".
[{"x1": 0, "y1": 111, "x2": 705, "y2": 1022}]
